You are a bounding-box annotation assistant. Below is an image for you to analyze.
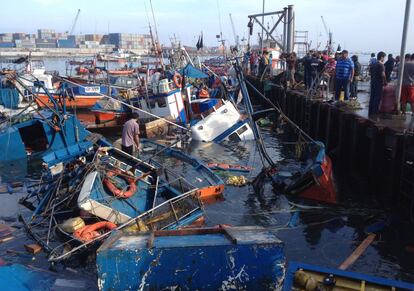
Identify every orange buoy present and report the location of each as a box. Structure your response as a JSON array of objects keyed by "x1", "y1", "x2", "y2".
[
  {"x1": 73, "y1": 221, "x2": 117, "y2": 242},
  {"x1": 173, "y1": 72, "x2": 183, "y2": 88},
  {"x1": 103, "y1": 169, "x2": 137, "y2": 199}
]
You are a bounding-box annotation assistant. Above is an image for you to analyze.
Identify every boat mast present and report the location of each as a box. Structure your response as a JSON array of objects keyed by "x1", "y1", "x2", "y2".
[
  {"x1": 149, "y1": 0, "x2": 164, "y2": 70},
  {"x1": 233, "y1": 58, "x2": 275, "y2": 168}
]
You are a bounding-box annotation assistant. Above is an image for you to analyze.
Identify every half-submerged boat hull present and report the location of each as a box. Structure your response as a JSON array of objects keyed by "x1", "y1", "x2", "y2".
[
  {"x1": 190, "y1": 99, "x2": 254, "y2": 142},
  {"x1": 269, "y1": 143, "x2": 337, "y2": 204},
  {"x1": 97, "y1": 226, "x2": 285, "y2": 290}
]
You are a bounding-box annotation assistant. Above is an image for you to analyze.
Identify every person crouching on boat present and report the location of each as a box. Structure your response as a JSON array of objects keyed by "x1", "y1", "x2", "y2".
[{"x1": 122, "y1": 111, "x2": 140, "y2": 156}]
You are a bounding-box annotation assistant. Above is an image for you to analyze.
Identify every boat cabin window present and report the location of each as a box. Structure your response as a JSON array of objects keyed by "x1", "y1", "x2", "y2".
[
  {"x1": 18, "y1": 121, "x2": 49, "y2": 152},
  {"x1": 227, "y1": 125, "x2": 248, "y2": 142},
  {"x1": 228, "y1": 132, "x2": 242, "y2": 142},
  {"x1": 237, "y1": 125, "x2": 248, "y2": 135}
]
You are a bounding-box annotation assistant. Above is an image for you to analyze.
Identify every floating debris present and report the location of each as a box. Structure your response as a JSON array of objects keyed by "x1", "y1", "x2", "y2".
[{"x1": 226, "y1": 175, "x2": 248, "y2": 186}]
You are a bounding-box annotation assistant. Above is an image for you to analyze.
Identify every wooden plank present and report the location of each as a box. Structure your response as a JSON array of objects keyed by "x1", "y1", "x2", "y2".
[{"x1": 338, "y1": 233, "x2": 376, "y2": 270}]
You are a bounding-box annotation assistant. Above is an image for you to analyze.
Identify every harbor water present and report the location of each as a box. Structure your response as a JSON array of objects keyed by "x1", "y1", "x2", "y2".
[{"x1": 0, "y1": 58, "x2": 413, "y2": 289}]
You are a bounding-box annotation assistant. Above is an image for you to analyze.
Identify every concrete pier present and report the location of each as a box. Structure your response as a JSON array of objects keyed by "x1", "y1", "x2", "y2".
[{"x1": 247, "y1": 77, "x2": 414, "y2": 220}]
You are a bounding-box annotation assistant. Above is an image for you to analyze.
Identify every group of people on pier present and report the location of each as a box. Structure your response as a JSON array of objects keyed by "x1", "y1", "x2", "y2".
[{"x1": 245, "y1": 47, "x2": 414, "y2": 117}]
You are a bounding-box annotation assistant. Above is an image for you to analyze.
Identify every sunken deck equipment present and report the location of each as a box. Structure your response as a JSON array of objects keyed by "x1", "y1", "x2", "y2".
[
  {"x1": 283, "y1": 262, "x2": 414, "y2": 291},
  {"x1": 97, "y1": 226, "x2": 285, "y2": 290}
]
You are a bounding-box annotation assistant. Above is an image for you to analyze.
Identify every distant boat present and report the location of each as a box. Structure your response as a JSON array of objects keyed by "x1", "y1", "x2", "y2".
[
  {"x1": 107, "y1": 69, "x2": 135, "y2": 76},
  {"x1": 97, "y1": 48, "x2": 140, "y2": 62},
  {"x1": 97, "y1": 226, "x2": 285, "y2": 290},
  {"x1": 283, "y1": 262, "x2": 414, "y2": 291}
]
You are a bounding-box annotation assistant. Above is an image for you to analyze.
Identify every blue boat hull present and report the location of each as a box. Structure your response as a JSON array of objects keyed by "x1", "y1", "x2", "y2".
[{"x1": 97, "y1": 226, "x2": 285, "y2": 290}]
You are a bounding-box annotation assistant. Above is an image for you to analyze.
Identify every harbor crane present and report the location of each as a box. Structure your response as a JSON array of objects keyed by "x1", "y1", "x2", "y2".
[
  {"x1": 67, "y1": 9, "x2": 81, "y2": 35},
  {"x1": 320, "y1": 16, "x2": 333, "y2": 53},
  {"x1": 229, "y1": 13, "x2": 239, "y2": 50}
]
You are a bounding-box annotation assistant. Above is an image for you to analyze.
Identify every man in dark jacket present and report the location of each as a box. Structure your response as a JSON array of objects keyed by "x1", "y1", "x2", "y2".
[
  {"x1": 369, "y1": 52, "x2": 387, "y2": 115},
  {"x1": 384, "y1": 54, "x2": 395, "y2": 82},
  {"x1": 351, "y1": 55, "x2": 361, "y2": 98}
]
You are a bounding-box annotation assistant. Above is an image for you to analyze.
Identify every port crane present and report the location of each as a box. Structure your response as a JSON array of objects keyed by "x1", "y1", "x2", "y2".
[
  {"x1": 320, "y1": 16, "x2": 333, "y2": 54},
  {"x1": 67, "y1": 9, "x2": 81, "y2": 35}
]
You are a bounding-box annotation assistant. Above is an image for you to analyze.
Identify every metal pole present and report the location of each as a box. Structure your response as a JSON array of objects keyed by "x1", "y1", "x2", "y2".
[
  {"x1": 396, "y1": 0, "x2": 411, "y2": 113},
  {"x1": 286, "y1": 5, "x2": 294, "y2": 53},
  {"x1": 260, "y1": 0, "x2": 265, "y2": 51},
  {"x1": 283, "y1": 7, "x2": 287, "y2": 51}
]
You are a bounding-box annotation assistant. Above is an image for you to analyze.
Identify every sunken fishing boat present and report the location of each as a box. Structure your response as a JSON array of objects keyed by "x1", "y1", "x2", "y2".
[
  {"x1": 19, "y1": 144, "x2": 205, "y2": 262},
  {"x1": 234, "y1": 57, "x2": 337, "y2": 204}
]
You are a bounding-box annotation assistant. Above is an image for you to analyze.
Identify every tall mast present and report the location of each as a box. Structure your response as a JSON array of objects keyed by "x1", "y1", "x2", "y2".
[{"x1": 149, "y1": 0, "x2": 164, "y2": 69}]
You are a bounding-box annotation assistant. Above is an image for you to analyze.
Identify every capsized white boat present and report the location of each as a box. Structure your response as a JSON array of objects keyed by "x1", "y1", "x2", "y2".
[{"x1": 190, "y1": 99, "x2": 254, "y2": 142}]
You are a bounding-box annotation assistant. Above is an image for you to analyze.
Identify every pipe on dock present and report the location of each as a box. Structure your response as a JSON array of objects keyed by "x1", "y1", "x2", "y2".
[
  {"x1": 286, "y1": 5, "x2": 295, "y2": 53},
  {"x1": 396, "y1": 0, "x2": 412, "y2": 112},
  {"x1": 283, "y1": 7, "x2": 288, "y2": 51}
]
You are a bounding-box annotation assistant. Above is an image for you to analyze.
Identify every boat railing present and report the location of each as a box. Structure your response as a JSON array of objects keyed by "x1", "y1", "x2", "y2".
[{"x1": 47, "y1": 188, "x2": 203, "y2": 262}]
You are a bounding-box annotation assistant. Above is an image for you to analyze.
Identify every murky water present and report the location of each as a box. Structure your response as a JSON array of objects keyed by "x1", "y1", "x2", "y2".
[{"x1": 0, "y1": 59, "x2": 413, "y2": 288}]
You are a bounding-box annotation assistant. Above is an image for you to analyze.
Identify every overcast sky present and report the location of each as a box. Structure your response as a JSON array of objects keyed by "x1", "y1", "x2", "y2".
[{"x1": 2, "y1": 0, "x2": 413, "y2": 54}]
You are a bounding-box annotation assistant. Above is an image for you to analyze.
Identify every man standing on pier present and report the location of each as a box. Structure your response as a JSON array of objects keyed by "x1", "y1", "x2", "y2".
[
  {"x1": 122, "y1": 111, "x2": 140, "y2": 156},
  {"x1": 351, "y1": 55, "x2": 361, "y2": 98},
  {"x1": 369, "y1": 52, "x2": 387, "y2": 116},
  {"x1": 334, "y1": 50, "x2": 354, "y2": 101},
  {"x1": 384, "y1": 54, "x2": 395, "y2": 82}
]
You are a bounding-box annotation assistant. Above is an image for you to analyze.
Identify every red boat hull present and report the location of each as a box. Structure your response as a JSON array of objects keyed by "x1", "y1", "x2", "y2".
[
  {"x1": 92, "y1": 110, "x2": 128, "y2": 125},
  {"x1": 299, "y1": 156, "x2": 337, "y2": 204}
]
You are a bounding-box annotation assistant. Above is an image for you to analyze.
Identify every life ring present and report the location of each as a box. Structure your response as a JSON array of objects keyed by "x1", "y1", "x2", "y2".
[
  {"x1": 103, "y1": 169, "x2": 137, "y2": 199},
  {"x1": 73, "y1": 221, "x2": 117, "y2": 242},
  {"x1": 199, "y1": 88, "x2": 210, "y2": 98},
  {"x1": 173, "y1": 72, "x2": 182, "y2": 88}
]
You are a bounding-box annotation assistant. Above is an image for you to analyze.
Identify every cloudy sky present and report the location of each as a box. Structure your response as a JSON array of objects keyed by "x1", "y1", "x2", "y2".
[{"x1": 2, "y1": 0, "x2": 413, "y2": 54}]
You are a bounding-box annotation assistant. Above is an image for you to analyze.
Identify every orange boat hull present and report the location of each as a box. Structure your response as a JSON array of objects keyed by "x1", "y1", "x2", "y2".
[
  {"x1": 197, "y1": 184, "x2": 225, "y2": 204},
  {"x1": 299, "y1": 156, "x2": 337, "y2": 204},
  {"x1": 36, "y1": 94, "x2": 102, "y2": 109}
]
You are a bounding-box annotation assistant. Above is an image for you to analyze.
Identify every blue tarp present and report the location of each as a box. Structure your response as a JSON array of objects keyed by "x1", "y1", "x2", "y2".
[
  {"x1": 0, "y1": 88, "x2": 19, "y2": 109},
  {"x1": 178, "y1": 64, "x2": 208, "y2": 79}
]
